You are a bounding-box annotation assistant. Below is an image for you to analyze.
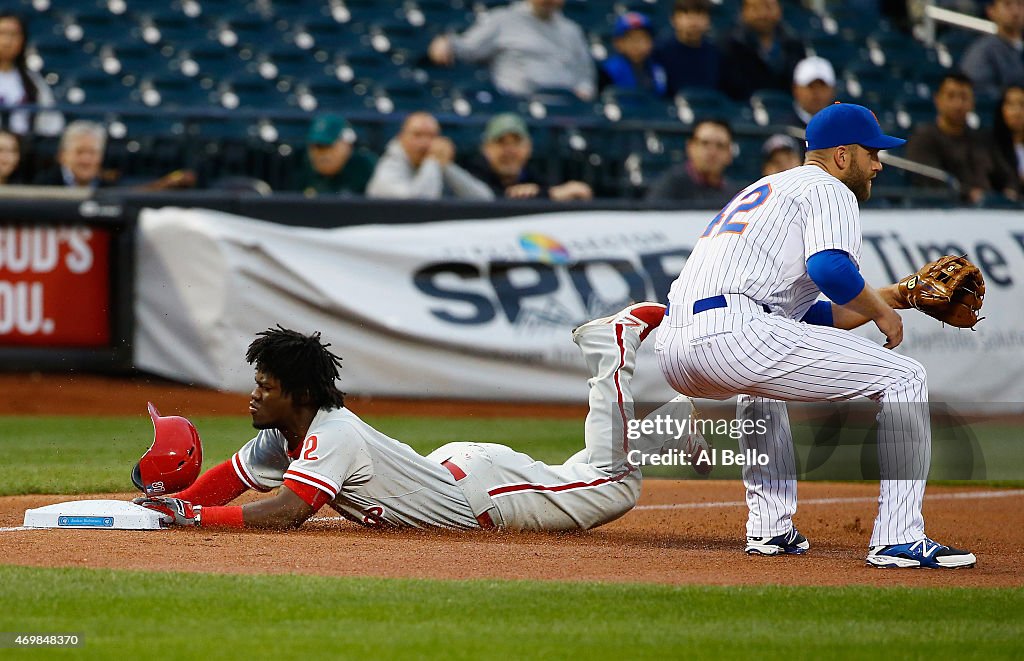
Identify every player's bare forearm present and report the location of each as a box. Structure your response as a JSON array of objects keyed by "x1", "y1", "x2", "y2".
[
  {"x1": 831, "y1": 284, "x2": 907, "y2": 330},
  {"x1": 240, "y1": 487, "x2": 315, "y2": 529},
  {"x1": 833, "y1": 284, "x2": 904, "y2": 348}
]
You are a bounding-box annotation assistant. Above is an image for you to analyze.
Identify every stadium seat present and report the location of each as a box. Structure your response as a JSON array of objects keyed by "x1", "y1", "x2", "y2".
[
  {"x1": 253, "y1": 45, "x2": 328, "y2": 86},
  {"x1": 57, "y1": 70, "x2": 138, "y2": 107},
  {"x1": 527, "y1": 87, "x2": 596, "y2": 120},
  {"x1": 171, "y1": 42, "x2": 245, "y2": 83},
  {"x1": 371, "y1": 75, "x2": 436, "y2": 114},
  {"x1": 212, "y1": 12, "x2": 283, "y2": 51},
  {"x1": 141, "y1": 73, "x2": 211, "y2": 109},
  {"x1": 599, "y1": 88, "x2": 676, "y2": 123},
  {"x1": 892, "y1": 95, "x2": 934, "y2": 131},
  {"x1": 750, "y1": 89, "x2": 796, "y2": 127},
  {"x1": 216, "y1": 73, "x2": 288, "y2": 110},
  {"x1": 675, "y1": 88, "x2": 745, "y2": 126},
  {"x1": 292, "y1": 75, "x2": 372, "y2": 113}
]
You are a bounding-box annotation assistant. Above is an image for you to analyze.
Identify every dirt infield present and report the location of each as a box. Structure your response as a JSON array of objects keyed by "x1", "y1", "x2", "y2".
[
  {"x1": 2, "y1": 484, "x2": 1021, "y2": 587},
  {"x1": 1, "y1": 372, "x2": 1021, "y2": 587}
]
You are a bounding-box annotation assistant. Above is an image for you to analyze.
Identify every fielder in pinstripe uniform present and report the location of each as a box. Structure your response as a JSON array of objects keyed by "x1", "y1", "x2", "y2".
[
  {"x1": 655, "y1": 103, "x2": 977, "y2": 568},
  {"x1": 133, "y1": 306, "x2": 708, "y2": 533}
]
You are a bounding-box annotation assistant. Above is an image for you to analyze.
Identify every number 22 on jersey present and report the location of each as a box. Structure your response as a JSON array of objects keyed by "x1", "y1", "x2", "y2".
[{"x1": 701, "y1": 183, "x2": 772, "y2": 239}]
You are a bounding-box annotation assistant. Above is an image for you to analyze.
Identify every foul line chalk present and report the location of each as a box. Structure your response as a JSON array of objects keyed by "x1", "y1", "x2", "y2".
[{"x1": 4, "y1": 491, "x2": 1020, "y2": 530}]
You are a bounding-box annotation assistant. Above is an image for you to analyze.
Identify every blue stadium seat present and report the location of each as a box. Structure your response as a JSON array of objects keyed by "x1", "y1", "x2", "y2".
[
  {"x1": 411, "y1": 0, "x2": 473, "y2": 31},
  {"x1": 29, "y1": 34, "x2": 84, "y2": 83},
  {"x1": 750, "y1": 89, "x2": 796, "y2": 127},
  {"x1": 675, "y1": 88, "x2": 746, "y2": 126},
  {"x1": 453, "y1": 83, "x2": 525, "y2": 116},
  {"x1": 528, "y1": 87, "x2": 596, "y2": 119},
  {"x1": 171, "y1": 42, "x2": 245, "y2": 82},
  {"x1": 254, "y1": 45, "x2": 328, "y2": 85},
  {"x1": 57, "y1": 70, "x2": 137, "y2": 107},
  {"x1": 892, "y1": 94, "x2": 935, "y2": 131},
  {"x1": 134, "y1": 11, "x2": 201, "y2": 51},
  {"x1": 372, "y1": 75, "x2": 437, "y2": 113},
  {"x1": 807, "y1": 36, "x2": 864, "y2": 72},
  {"x1": 936, "y1": 28, "x2": 977, "y2": 63},
  {"x1": 212, "y1": 12, "x2": 283, "y2": 51},
  {"x1": 217, "y1": 73, "x2": 289, "y2": 110},
  {"x1": 599, "y1": 88, "x2": 676, "y2": 122},
  {"x1": 98, "y1": 39, "x2": 170, "y2": 81},
  {"x1": 370, "y1": 19, "x2": 434, "y2": 61},
  {"x1": 67, "y1": 12, "x2": 125, "y2": 48},
  {"x1": 141, "y1": 73, "x2": 211, "y2": 109},
  {"x1": 294, "y1": 75, "x2": 372, "y2": 113},
  {"x1": 842, "y1": 62, "x2": 911, "y2": 110}
]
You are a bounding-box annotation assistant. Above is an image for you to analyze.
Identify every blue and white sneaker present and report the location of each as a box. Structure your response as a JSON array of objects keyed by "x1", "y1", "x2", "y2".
[
  {"x1": 745, "y1": 528, "x2": 810, "y2": 555},
  {"x1": 866, "y1": 538, "x2": 977, "y2": 569}
]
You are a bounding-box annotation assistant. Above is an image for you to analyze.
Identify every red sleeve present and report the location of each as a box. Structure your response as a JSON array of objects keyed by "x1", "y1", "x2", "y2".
[
  {"x1": 172, "y1": 459, "x2": 248, "y2": 506},
  {"x1": 283, "y1": 479, "x2": 333, "y2": 510},
  {"x1": 199, "y1": 506, "x2": 244, "y2": 528}
]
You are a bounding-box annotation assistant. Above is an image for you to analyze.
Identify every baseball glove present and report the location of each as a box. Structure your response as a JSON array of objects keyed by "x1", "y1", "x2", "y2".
[{"x1": 895, "y1": 255, "x2": 985, "y2": 329}]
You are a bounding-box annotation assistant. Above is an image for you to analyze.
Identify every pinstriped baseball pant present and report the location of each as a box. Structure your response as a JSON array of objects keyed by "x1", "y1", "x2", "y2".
[{"x1": 656, "y1": 302, "x2": 929, "y2": 546}]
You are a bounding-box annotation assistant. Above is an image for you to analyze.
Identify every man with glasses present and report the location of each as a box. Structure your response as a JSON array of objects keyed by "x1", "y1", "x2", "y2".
[{"x1": 645, "y1": 118, "x2": 739, "y2": 206}]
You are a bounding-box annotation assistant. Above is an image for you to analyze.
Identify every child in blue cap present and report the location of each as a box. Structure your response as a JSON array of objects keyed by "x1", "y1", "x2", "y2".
[{"x1": 599, "y1": 12, "x2": 668, "y2": 96}]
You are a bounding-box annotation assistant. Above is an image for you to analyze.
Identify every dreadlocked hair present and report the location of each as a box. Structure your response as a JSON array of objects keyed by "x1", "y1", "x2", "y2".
[{"x1": 246, "y1": 326, "x2": 345, "y2": 410}]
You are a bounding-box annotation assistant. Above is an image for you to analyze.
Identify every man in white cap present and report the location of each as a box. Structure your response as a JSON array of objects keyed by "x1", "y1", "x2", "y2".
[{"x1": 788, "y1": 55, "x2": 836, "y2": 127}]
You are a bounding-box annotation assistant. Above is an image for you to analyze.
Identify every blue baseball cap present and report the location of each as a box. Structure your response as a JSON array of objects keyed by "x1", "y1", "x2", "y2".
[
  {"x1": 805, "y1": 102, "x2": 906, "y2": 150},
  {"x1": 613, "y1": 12, "x2": 653, "y2": 37}
]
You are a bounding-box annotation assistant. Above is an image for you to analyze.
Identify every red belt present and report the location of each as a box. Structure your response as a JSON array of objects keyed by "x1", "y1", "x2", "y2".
[{"x1": 442, "y1": 459, "x2": 495, "y2": 529}]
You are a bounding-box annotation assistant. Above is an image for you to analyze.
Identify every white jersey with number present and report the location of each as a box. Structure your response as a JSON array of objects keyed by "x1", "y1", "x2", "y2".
[
  {"x1": 656, "y1": 163, "x2": 933, "y2": 548},
  {"x1": 231, "y1": 407, "x2": 479, "y2": 529},
  {"x1": 667, "y1": 165, "x2": 862, "y2": 321},
  {"x1": 226, "y1": 317, "x2": 691, "y2": 532}
]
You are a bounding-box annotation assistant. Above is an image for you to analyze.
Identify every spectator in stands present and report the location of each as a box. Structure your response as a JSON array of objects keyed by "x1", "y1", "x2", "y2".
[
  {"x1": 366, "y1": 112, "x2": 492, "y2": 200},
  {"x1": 0, "y1": 12, "x2": 64, "y2": 137},
  {"x1": 34, "y1": 120, "x2": 196, "y2": 190},
  {"x1": 33, "y1": 120, "x2": 110, "y2": 187},
  {"x1": 960, "y1": 0, "x2": 1024, "y2": 99},
  {"x1": 718, "y1": 0, "x2": 807, "y2": 101},
  {"x1": 760, "y1": 133, "x2": 802, "y2": 176},
  {"x1": 293, "y1": 113, "x2": 376, "y2": 196},
  {"x1": 905, "y1": 73, "x2": 998, "y2": 204},
  {"x1": 654, "y1": 0, "x2": 721, "y2": 97},
  {"x1": 786, "y1": 56, "x2": 836, "y2": 127},
  {"x1": 644, "y1": 118, "x2": 739, "y2": 205},
  {"x1": 465, "y1": 112, "x2": 593, "y2": 201},
  {"x1": 0, "y1": 129, "x2": 24, "y2": 184},
  {"x1": 599, "y1": 12, "x2": 667, "y2": 97},
  {"x1": 989, "y1": 84, "x2": 1024, "y2": 199},
  {"x1": 427, "y1": 0, "x2": 596, "y2": 100}
]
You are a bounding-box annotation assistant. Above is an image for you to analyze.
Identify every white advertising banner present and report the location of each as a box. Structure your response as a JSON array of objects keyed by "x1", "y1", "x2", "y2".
[{"x1": 135, "y1": 207, "x2": 1024, "y2": 405}]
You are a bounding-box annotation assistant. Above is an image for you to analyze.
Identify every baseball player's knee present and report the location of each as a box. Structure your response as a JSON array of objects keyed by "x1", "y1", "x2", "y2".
[{"x1": 886, "y1": 357, "x2": 928, "y2": 400}]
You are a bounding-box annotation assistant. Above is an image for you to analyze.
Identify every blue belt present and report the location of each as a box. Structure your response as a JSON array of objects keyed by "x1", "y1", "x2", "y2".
[{"x1": 669, "y1": 296, "x2": 771, "y2": 315}]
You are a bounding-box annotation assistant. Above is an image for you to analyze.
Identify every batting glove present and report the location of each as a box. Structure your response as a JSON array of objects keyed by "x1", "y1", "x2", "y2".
[{"x1": 133, "y1": 496, "x2": 201, "y2": 527}]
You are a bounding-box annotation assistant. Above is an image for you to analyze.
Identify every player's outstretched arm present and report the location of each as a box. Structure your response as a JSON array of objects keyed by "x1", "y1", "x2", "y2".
[
  {"x1": 830, "y1": 284, "x2": 908, "y2": 331},
  {"x1": 171, "y1": 458, "x2": 249, "y2": 506},
  {"x1": 237, "y1": 486, "x2": 317, "y2": 529}
]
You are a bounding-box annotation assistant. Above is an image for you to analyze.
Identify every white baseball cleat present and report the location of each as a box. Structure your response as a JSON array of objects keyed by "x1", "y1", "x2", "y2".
[{"x1": 572, "y1": 302, "x2": 667, "y2": 344}]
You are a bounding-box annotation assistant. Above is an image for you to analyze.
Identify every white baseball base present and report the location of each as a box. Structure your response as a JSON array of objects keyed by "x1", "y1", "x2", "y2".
[{"x1": 23, "y1": 500, "x2": 165, "y2": 530}]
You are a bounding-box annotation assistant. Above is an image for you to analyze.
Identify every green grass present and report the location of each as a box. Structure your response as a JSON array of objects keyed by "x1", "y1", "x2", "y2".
[
  {"x1": 0, "y1": 415, "x2": 581, "y2": 496},
  {"x1": 0, "y1": 414, "x2": 1020, "y2": 495},
  {"x1": 0, "y1": 565, "x2": 1019, "y2": 660}
]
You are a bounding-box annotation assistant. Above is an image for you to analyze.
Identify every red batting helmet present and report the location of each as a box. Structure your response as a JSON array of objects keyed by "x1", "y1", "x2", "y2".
[{"x1": 131, "y1": 402, "x2": 203, "y2": 496}]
